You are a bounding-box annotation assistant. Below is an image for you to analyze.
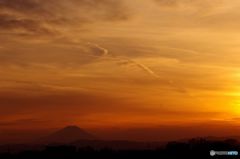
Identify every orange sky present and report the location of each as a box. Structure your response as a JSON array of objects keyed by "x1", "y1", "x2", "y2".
[{"x1": 1, "y1": 0, "x2": 240, "y2": 140}]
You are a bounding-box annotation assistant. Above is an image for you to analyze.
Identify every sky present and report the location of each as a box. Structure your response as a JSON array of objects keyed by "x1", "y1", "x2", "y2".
[{"x1": 1, "y1": 0, "x2": 240, "y2": 141}]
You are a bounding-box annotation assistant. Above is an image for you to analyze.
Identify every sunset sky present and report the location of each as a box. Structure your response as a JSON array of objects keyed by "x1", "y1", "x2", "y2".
[{"x1": 1, "y1": 0, "x2": 240, "y2": 141}]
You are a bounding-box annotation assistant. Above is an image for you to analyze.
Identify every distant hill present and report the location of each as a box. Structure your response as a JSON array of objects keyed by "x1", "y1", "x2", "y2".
[{"x1": 39, "y1": 126, "x2": 96, "y2": 144}]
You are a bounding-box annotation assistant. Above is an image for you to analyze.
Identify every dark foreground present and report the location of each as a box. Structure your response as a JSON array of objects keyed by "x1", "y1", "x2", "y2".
[{"x1": 1, "y1": 138, "x2": 240, "y2": 159}]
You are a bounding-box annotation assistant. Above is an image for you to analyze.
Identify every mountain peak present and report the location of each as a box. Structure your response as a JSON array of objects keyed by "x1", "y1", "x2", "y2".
[
  {"x1": 62, "y1": 125, "x2": 84, "y2": 131},
  {"x1": 40, "y1": 125, "x2": 96, "y2": 144}
]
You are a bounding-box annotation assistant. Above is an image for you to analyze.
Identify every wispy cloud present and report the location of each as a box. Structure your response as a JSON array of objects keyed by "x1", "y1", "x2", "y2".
[
  {"x1": 86, "y1": 42, "x2": 187, "y2": 93},
  {"x1": 0, "y1": 118, "x2": 49, "y2": 127},
  {"x1": 87, "y1": 42, "x2": 160, "y2": 78},
  {"x1": 127, "y1": 59, "x2": 160, "y2": 78},
  {"x1": 154, "y1": 0, "x2": 223, "y2": 8},
  {"x1": 0, "y1": 0, "x2": 129, "y2": 35},
  {"x1": 87, "y1": 42, "x2": 109, "y2": 56}
]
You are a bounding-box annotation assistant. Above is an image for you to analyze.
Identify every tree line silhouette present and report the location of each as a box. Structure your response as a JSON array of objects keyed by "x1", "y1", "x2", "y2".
[{"x1": 1, "y1": 138, "x2": 240, "y2": 159}]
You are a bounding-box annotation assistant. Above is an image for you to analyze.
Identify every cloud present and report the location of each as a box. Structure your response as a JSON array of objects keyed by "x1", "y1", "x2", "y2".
[
  {"x1": 154, "y1": 0, "x2": 179, "y2": 7},
  {"x1": 87, "y1": 42, "x2": 109, "y2": 56},
  {"x1": 0, "y1": 118, "x2": 48, "y2": 127},
  {"x1": 153, "y1": 0, "x2": 227, "y2": 17},
  {"x1": 0, "y1": 0, "x2": 129, "y2": 35},
  {"x1": 83, "y1": 42, "x2": 186, "y2": 93},
  {"x1": 153, "y1": 0, "x2": 240, "y2": 29},
  {"x1": 86, "y1": 42, "x2": 160, "y2": 78},
  {"x1": 128, "y1": 60, "x2": 160, "y2": 78},
  {"x1": 0, "y1": 84, "x2": 138, "y2": 116},
  {"x1": 154, "y1": 0, "x2": 222, "y2": 7},
  {"x1": 0, "y1": 13, "x2": 53, "y2": 34}
]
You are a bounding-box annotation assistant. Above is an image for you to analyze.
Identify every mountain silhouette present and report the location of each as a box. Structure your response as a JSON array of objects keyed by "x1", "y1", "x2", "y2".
[{"x1": 40, "y1": 126, "x2": 96, "y2": 144}]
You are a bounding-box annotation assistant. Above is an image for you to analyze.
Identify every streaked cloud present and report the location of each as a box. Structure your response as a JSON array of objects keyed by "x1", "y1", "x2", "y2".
[{"x1": 0, "y1": 0, "x2": 129, "y2": 35}]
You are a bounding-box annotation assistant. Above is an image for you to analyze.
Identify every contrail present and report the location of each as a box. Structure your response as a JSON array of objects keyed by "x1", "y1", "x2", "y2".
[
  {"x1": 87, "y1": 42, "x2": 159, "y2": 78},
  {"x1": 85, "y1": 42, "x2": 187, "y2": 93},
  {"x1": 87, "y1": 42, "x2": 109, "y2": 56},
  {"x1": 126, "y1": 59, "x2": 187, "y2": 93},
  {"x1": 128, "y1": 59, "x2": 160, "y2": 78}
]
